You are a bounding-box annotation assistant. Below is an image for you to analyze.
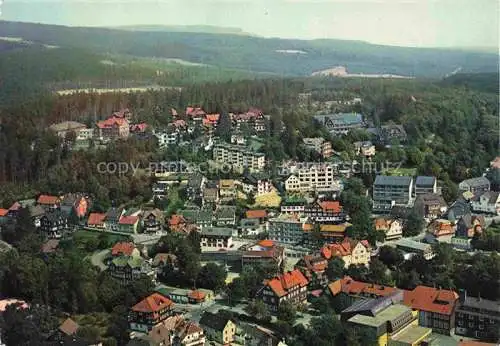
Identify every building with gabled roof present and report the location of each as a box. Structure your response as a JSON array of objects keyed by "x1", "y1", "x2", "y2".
[
  {"x1": 374, "y1": 218, "x2": 403, "y2": 241},
  {"x1": 241, "y1": 239, "x2": 285, "y2": 272},
  {"x1": 403, "y1": 286, "x2": 459, "y2": 335},
  {"x1": 257, "y1": 269, "x2": 309, "y2": 312},
  {"x1": 87, "y1": 212, "x2": 106, "y2": 229},
  {"x1": 96, "y1": 115, "x2": 129, "y2": 140},
  {"x1": 118, "y1": 215, "x2": 140, "y2": 234},
  {"x1": 294, "y1": 254, "x2": 328, "y2": 289},
  {"x1": 111, "y1": 242, "x2": 139, "y2": 257},
  {"x1": 304, "y1": 199, "x2": 345, "y2": 223},
  {"x1": 320, "y1": 238, "x2": 371, "y2": 268},
  {"x1": 199, "y1": 311, "x2": 236, "y2": 345},
  {"x1": 458, "y1": 177, "x2": 490, "y2": 197},
  {"x1": 129, "y1": 293, "x2": 174, "y2": 333},
  {"x1": 37, "y1": 194, "x2": 61, "y2": 210}
]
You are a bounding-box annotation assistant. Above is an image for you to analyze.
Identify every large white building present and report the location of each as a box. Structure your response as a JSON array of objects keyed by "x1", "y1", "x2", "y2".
[
  {"x1": 285, "y1": 164, "x2": 342, "y2": 193},
  {"x1": 213, "y1": 143, "x2": 265, "y2": 172}
]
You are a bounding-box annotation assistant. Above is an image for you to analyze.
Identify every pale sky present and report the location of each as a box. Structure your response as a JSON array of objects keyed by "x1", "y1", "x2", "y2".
[{"x1": 1, "y1": 0, "x2": 499, "y2": 49}]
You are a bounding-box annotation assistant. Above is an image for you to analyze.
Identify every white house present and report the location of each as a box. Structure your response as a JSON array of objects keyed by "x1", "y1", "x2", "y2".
[
  {"x1": 374, "y1": 218, "x2": 403, "y2": 241},
  {"x1": 154, "y1": 131, "x2": 179, "y2": 148},
  {"x1": 471, "y1": 191, "x2": 500, "y2": 215}
]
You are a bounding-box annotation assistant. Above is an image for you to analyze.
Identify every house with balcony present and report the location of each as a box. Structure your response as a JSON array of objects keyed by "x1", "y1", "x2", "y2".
[
  {"x1": 37, "y1": 194, "x2": 61, "y2": 211},
  {"x1": 304, "y1": 200, "x2": 345, "y2": 223},
  {"x1": 425, "y1": 219, "x2": 456, "y2": 244},
  {"x1": 40, "y1": 210, "x2": 69, "y2": 239},
  {"x1": 354, "y1": 141, "x2": 376, "y2": 157},
  {"x1": 96, "y1": 116, "x2": 129, "y2": 141},
  {"x1": 280, "y1": 197, "x2": 307, "y2": 214},
  {"x1": 118, "y1": 215, "x2": 140, "y2": 234},
  {"x1": 302, "y1": 137, "x2": 333, "y2": 159},
  {"x1": 373, "y1": 175, "x2": 413, "y2": 213},
  {"x1": 257, "y1": 269, "x2": 309, "y2": 313},
  {"x1": 414, "y1": 193, "x2": 447, "y2": 220},
  {"x1": 200, "y1": 227, "x2": 233, "y2": 249},
  {"x1": 471, "y1": 191, "x2": 500, "y2": 215},
  {"x1": 268, "y1": 214, "x2": 307, "y2": 245},
  {"x1": 241, "y1": 239, "x2": 285, "y2": 272},
  {"x1": 313, "y1": 113, "x2": 364, "y2": 135},
  {"x1": 219, "y1": 179, "x2": 237, "y2": 202},
  {"x1": 142, "y1": 209, "x2": 165, "y2": 233},
  {"x1": 108, "y1": 254, "x2": 153, "y2": 285},
  {"x1": 295, "y1": 254, "x2": 328, "y2": 289},
  {"x1": 129, "y1": 293, "x2": 175, "y2": 333},
  {"x1": 105, "y1": 207, "x2": 125, "y2": 231},
  {"x1": 455, "y1": 290, "x2": 500, "y2": 342},
  {"x1": 215, "y1": 205, "x2": 236, "y2": 227},
  {"x1": 414, "y1": 176, "x2": 437, "y2": 196},
  {"x1": 241, "y1": 173, "x2": 274, "y2": 196}
]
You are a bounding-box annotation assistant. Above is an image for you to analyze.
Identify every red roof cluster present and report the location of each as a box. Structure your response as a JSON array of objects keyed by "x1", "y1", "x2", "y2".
[
  {"x1": 0, "y1": 208, "x2": 8, "y2": 217},
  {"x1": 320, "y1": 201, "x2": 342, "y2": 213},
  {"x1": 265, "y1": 269, "x2": 309, "y2": 297},
  {"x1": 132, "y1": 293, "x2": 174, "y2": 313},
  {"x1": 37, "y1": 194, "x2": 60, "y2": 205},
  {"x1": 321, "y1": 238, "x2": 369, "y2": 259},
  {"x1": 403, "y1": 286, "x2": 459, "y2": 316},
  {"x1": 97, "y1": 116, "x2": 129, "y2": 129},
  {"x1": 111, "y1": 242, "x2": 136, "y2": 256},
  {"x1": 328, "y1": 276, "x2": 399, "y2": 297},
  {"x1": 87, "y1": 212, "x2": 106, "y2": 226}
]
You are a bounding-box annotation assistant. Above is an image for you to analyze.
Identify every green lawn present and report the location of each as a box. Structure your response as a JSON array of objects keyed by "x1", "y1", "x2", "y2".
[
  {"x1": 72, "y1": 230, "x2": 130, "y2": 253},
  {"x1": 385, "y1": 167, "x2": 418, "y2": 176}
]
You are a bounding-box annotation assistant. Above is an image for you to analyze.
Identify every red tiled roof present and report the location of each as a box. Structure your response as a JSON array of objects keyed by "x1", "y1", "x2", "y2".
[
  {"x1": 266, "y1": 269, "x2": 308, "y2": 297},
  {"x1": 96, "y1": 116, "x2": 128, "y2": 129},
  {"x1": 132, "y1": 293, "x2": 174, "y2": 313},
  {"x1": 119, "y1": 215, "x2": 139, "y2": 225},
  {"x1": 88, "y1": 212, "x2": 106, "y2": 226},
  {"x1": 205, "y1": 113, "x2": 220, "y2": 122},
  {"x1": 188, "y1": 290, "x2": 206, "y2": 300},
  {"x1": 172, "y1": 119, "x2": 186, "y2": 128},
  {"x1": 246, "y1": 210, "x2": 267, "y2": 219},
  {"x1": 0, "y1": 208, "x2": 8, "y2": 217},
  {"x1": 320, "y1": 201, "x2": 341, "y2": 213},
  {"x1": 59, "y1": 318, "x2": 79, "y2": 336},
  {"x1": 37, "y1": 194, "x2": 60, "y2": 205},
  {"x1": 403, "y1": 286, "x2": 459, "y2": 316},
  {"x1": 169, "y1": 214, "x2": 186, "y2": 226},
  {"x1": 111, "y1": 242, "x2": 136, "y2": 256},
  {"x1": 328, "y1": 276, "x2": 398, "y2": 297},
  {"x1": 258, "y1": 239, "x2": 274, "y2": 248}
]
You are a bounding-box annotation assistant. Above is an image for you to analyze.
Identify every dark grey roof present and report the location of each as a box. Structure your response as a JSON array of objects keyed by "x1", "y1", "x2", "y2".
[
  {"x1": 106, "y1": 207, "x2": 124, "y2": 220},
  {"x1": 445, "y1": 199, "x2": 471, "y2": 222},
  {"x1": 29, "y1": 205, "x2": 46, "y2": 218},
  {"x1": 460, "y1": 177, "x2": 490, "y2": 188},
  {"x1": 216, "y1": 206, "x2": 236, "y2": 220},
  {"x1": 43, "y1": 210, "x2": 67, "y2": 223},
  {"x1": 201, "y1": 227, "x2": 233, "y2": 237},
  {"x1": 415, "y1": 176, "x2": 436, "y2": 187},
  {"x1": 188, "y1": 173, "x2": 203, "y2": 188},
  {"x1": 374, "y1": 175, "x2": 412, "y2": 187},
  {"x1": 415, "y1": 193, "x2": 446, "y2": 206},
  {"x1": 199, "y1": 312, "x2": 232, "y2": 331},
  {"x1": 341, "y1": 296, "x2": 393, "y2": 317},
  {"x1": 240, "y1": 218, "x2": 260, "y2": 227},
  {"x1": 461, "y1": 296, "x2": 500, "y2": 313}
]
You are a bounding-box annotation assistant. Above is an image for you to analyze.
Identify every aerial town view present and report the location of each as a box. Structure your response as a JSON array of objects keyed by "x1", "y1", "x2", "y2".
[{"x1": 0, "y1": 1, "x2": 498, "y2": 346}]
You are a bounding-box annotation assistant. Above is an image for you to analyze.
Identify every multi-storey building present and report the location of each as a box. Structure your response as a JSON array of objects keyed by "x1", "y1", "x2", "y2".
[
  {"x1": 48, "y1": 121, "x2": 89, "y2": 139},
  {"x1": 200, "y1": 227, "x2": 233, "y2": 248},
  {"x1": 403, "y1": 286, "x2": 459, "y2": 335},
  {"x1": 241, "y1": 239, "x2": 285, "y2": 271},
  {"x1": 213, "y1": 143, "x2": 265, "y2": 172},
  {"x1": 414, "y1": 193, "x2": 447, "y2": 219},
  {"x1": 96, "y1": 116, "x2": 129, "y2": 140},
  {"x1": 258, "y1": 269, "x2": 309, "y2": 312},
  {"x1": 471, "y1": 191, "x2": 500, "y2": 215},
  {"x1": 455, "y1": 290, "x2": 500, "y2": 342},
  {"x1": 373, "y1": 175, "x2": 414, "y2": 213},
  {"x1": 40, "y1": 210, "x2": 68, "y2": 239},
  {"x1": 458, "y1": 177, "x2": 490, "y2": 197},
  {"x1": 342, "y1": 297, "x2": 429, "y2": 346},
  {"x1": 294, "y1": 254, "x2": 328, "y2": 289},
  {"x1": 285, "y1": 164, "x2": 342, "y2": 193},
  {"x1": 304, "y1": 200, "x2": 346, "y2": 223},
  {"x1": 199, "y1": 312, "x2": 237, "y2": 345},
  {"x1": 280, "y1": 197, "x2": 307, "y2": 214},
  {"x1": 268, "y1": 215, "x2": 307, "y2": 245},
  {"x1": 313, "y1": 113, "x2": 364, "y2": 135},
  {"x1": 108, "y1": 254, "x2": 153, "y2": 285},
  {"x1": 129, "y1": 293, "x2": 175, "y2": 333},
  {"x1": 302, "y1": 137, "x2": 333, "y2": 158},
  {"x1": 231, "y1": 108, "x2": 267, "y2": 133},
  {"x1": 354, "y1": 141, "x2": 376, "y2": 157},
  {"x1": 415, "y1": 176, "x2": 437, "y2": 196}
]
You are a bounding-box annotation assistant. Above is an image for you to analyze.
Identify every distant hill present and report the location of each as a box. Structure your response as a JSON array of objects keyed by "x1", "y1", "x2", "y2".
[
  {"x1": 0, "y1": 20, "x2": 497, "y2": 79},
  {"x1": 112, "y1": 25, "x2": 256, "y2": 36}
]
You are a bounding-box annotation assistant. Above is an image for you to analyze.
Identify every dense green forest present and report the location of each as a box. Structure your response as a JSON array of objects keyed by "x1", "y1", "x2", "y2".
[{"x1": 0, "y1": 21, "x2": 497, "y2": 77}]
